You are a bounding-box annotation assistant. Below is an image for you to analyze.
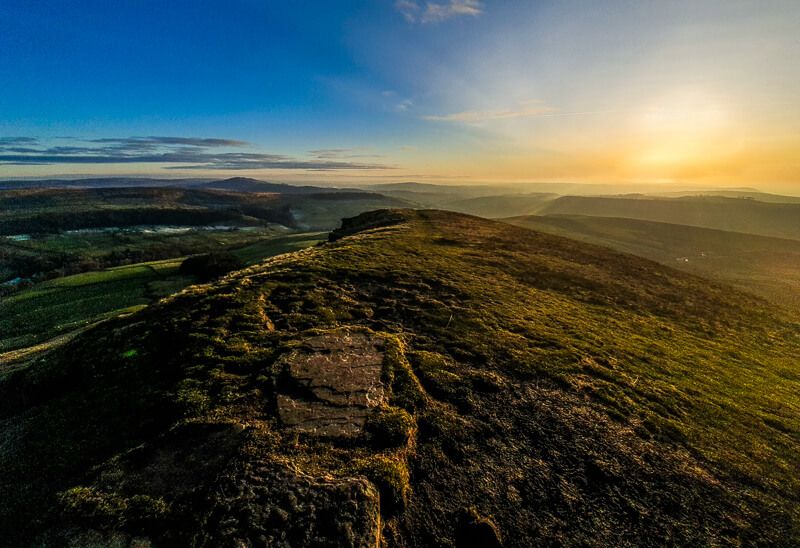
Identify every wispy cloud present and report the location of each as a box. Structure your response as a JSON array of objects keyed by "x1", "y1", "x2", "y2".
[
  {"x1": 308, "y1": 148, "x2": 385, "y2": 160},
  {"x1": 90, "y1": 136, "x2": 249, "y2": 148},
  {"x1": 423, "y1": 102, "x2": 556, "y2": 123},
  {"x1": 0, "y1": 137, "x2": 39, "y2": 146},
  {"x1": 396, "y1": 0, "x2": 483, "y2": 24},
  {"x1": 395, "y1": 98, "x2": 414, "y2": 112},
  {"x1": 0, "y1": 136, "x2": 392, "y2": 170}
]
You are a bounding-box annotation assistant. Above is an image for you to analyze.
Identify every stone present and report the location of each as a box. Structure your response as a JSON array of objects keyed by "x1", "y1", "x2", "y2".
[{"x1": 276, "y1": 330, "x2": 387, "y2": 436}]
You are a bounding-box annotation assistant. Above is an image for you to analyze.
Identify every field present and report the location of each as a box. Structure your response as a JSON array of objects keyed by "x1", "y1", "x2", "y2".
[
  {"x1": 0, "y1": 226, "x2": 288, "y2": 283},
  {"x1": 0, "y1": 232, "x2": 324, "y2": 357}
]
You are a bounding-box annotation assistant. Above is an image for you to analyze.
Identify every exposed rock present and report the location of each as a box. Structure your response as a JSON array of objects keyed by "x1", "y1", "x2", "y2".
[{"x1": 276, "y1": 330, "x2": 387, "y2": 436}]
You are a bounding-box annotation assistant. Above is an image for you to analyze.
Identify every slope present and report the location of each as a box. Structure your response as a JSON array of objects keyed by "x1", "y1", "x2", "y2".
[
  {"x1": 538, "y1": 195, "x2": 800, "y2": 240},
  {"x1": 0, "y1": 210, "x2": 798, "y2": 546},
  {"x1": 504, "y1": 214, "x2": 800, "y2": 312}
]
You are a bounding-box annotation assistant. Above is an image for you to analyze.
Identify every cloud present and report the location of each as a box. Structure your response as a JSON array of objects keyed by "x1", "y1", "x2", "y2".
[
  {"x1": 308, "y1": 148, "x2": 384, "y2": 160},
  {"x1": 395, "y1": 98, "x2": 414, "y2": 112},
  {"x1": 423, "y1": 102, "x2": 556, "y2": 123},
  {"x1": 90, "y1": 136, "x2": 249, "y2": 147},
  {"x1": 396, "y1": 0, "x2": 483, "y2": 24},
  {"x1": 0, "y1": 136, "x2": 392, "y2": 171},
  {"x1": 0, "y1": 137, "x2": 39, "y2": 146}
]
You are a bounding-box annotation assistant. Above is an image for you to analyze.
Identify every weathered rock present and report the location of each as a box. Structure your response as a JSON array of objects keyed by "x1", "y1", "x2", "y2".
[{"x1": 276, "y1": 330, "x2": 387, "y2": 436}]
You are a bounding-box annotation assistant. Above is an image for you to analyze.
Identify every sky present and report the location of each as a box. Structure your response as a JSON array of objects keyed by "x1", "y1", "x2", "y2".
[{"x1": 1, "y1": 0, "x2": 799, "y2": 191}]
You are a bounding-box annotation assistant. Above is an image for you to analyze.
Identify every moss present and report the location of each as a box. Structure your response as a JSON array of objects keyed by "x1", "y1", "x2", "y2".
[
  {"x1": 59, "y1": 486, "x2": 127, "y2": 526},
  {"x1": 58, "y1": 487, "x2": 169, "y2": 534},
  {"x1": 365, "y1": 406, "x2": 416, "y2": 449},
  {"x1": 123, "y1": 494, "x2": 170, "y2": 533},
  {"x1": 175, "y1": 379, "x2": 211, "y2": 416},
  {"x1": 348, "y1": 455, "x2": 410, "y2": 516},
  {"x1": 409, "y1": 350, "x2": 463, "y2": 398},
  {"x1": 382, "y1": 335, "x2": 427, "y2": 411}
]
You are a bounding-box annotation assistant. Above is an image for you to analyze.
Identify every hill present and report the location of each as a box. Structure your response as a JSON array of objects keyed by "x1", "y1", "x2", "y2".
[
  {"x1": 0, "y1": 186, "x2": 408, "y2": 235},
  {"x1": 504, "y1": 215, "x2": 800, "y2": 312},
  {"x1": 538, "y1": 195, "x2": 800, "y2": 240},
  {"x1": 657, "y1": 190, "x2": 800, "y2": 203},
  {"x1": 437, "y1": 193, "x2": 557, "y2": 218},
  {"x1": 0, "y1": 177, "x2": 350, "y2": 194},
  {"x1": 196, "y1": 177, "x2": 357, "y2": 194},
  {"x1": 1, "y1": 210, "x2": 798, "y2": 546}
]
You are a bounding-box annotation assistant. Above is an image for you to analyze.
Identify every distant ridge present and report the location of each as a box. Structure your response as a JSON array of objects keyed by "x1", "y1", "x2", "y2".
[
  {"x1": 539, "y1": 195, "x2": 800, "y2": 240},
  {"x1": 196, "y1": 177, "x2": 359, "y2": 194},
  {"x1": 0, "y1": 176, "x2": 362, "y2": 194}
]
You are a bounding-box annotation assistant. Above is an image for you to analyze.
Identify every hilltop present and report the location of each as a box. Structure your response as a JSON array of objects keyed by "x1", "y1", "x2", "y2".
[{"x1": 1, "y1": 210, "x2": 798, "y2": 546}]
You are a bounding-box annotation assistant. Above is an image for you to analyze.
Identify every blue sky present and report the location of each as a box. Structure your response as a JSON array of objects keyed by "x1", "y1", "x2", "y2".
[{"x1": 1, "y1": 1, "x2": 799, "y2": 189}]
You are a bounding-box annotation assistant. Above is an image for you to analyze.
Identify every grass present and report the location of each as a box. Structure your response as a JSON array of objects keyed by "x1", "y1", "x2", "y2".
[
  {"x1": 0, "y1": 209, "x2": 798, "y2": 545},
  {"x1": 504, "y1": 214, "x2": 800, "y2": 311},
  {"x1": 537, "y1": 194, "x2": 800, "y2": 240},
  {"x1": 0, "y1": 260, "x2": 178, "y2": 352},
  {"x1": 0, "y1": 233, "x2": 325, "y2": 354}
]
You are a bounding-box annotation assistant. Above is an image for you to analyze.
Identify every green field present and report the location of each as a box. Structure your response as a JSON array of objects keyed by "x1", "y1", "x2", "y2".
[
  {"x1": 0, "y1": 226, "x2": 286, "y2": 283},
  {"x1": 0, "y1": 232, "x2": 325, "y2": 355}
]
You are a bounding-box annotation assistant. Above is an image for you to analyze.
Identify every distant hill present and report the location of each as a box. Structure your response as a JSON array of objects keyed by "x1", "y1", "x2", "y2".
[
  {"x1": 0, "y1": 186, "x2": 409, "y2": 234},
  {"x1": 538, "y1": 195, "x2": 800, "y2": 240},
  {"x1": 656, "y1": 190, "x2": 800, "y2": 203},
  {"x1": 0, "y1": 176, "x2": 359, "y2": 194},
  {"x1": 0, "y1": 177, "x2": 208, "y2": 190},
  {"x1": 504, "y1": 214, "x2": 800, "y2": 312},
  {"x1": 195, "y1": 177, "x2": 359, "y2": 194},
  {"x1": 1, "y1": 210, "x2": 797, "y2": 545},
  {"x1": 440, "y1": 193, "x2": 557, "y2": 218}
]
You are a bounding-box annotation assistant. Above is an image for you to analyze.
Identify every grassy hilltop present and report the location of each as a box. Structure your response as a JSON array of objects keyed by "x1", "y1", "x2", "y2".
[{"x1": 1, "y1": 210, "x2": 798, "y2": 546}]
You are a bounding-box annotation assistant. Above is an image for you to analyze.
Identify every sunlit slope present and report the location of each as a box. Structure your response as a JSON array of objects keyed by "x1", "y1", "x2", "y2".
[
  {"x1": 504, "y1": 214, "x2": 800, "y2": 312},
  {"x1": 538, "y1": 195, "x2": 800, "y2": 240},
  {"x1": 1, "y1": 210, "x2": 798, "y2": 546}
]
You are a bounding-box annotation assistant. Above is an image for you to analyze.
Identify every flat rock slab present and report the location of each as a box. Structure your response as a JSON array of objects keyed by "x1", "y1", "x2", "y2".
[{"x1": 276, "y1": 330, "x2": 387, "y2": 436}]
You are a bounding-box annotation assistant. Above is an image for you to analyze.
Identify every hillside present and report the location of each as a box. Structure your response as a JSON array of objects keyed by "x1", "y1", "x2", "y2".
[
  {"x1": 538, "y1": 195, "x2": 800, "y2": 240},
  {"x1": 0, "y1": 187, "x2": 408, "y2": 235},
  {"x1": 504, "y1": 214, "x2": 800, "y2": 312},
  {"x1": 1, "y1": 210, "x2": 798, "y2": 546},
  {"x1": 439, "y1": 193, "x2": 557, "y2": 218}
]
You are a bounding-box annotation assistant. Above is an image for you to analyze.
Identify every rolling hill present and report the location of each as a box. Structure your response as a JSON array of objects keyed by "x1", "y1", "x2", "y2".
[
  {"x1": 0, "y1": 186, "x2": 409, "y2": 235},
  {"x1": 537, "y1": 195, "x2": 800, "y2": 240},
  {"x1": 1, "y1": 210, "x2": 797, "y2": 546},
  {"x1": 504, "y1": 214, "x2": 800, "y2": 312}
]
